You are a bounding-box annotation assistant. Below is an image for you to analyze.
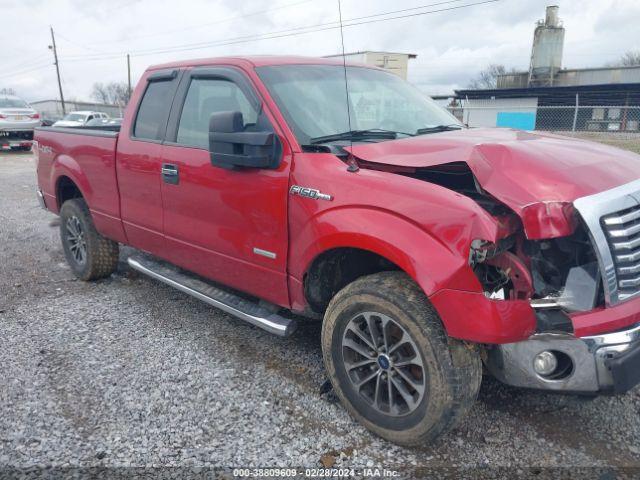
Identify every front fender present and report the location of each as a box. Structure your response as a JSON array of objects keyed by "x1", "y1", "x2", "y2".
[
  {"x1": 289, "y1": 206, "x2": 483, "y2": 299},
  {"x1": 289, "y1": 206, "x2": 538, "y2": 344}
]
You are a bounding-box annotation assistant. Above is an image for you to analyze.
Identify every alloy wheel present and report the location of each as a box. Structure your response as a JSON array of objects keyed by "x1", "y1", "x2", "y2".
[
  {"x1": 341, "y1": 311, "x2": 426, "y2": 417},
  {"x1": 65, "y1": 215, "x2": 87, "y2": 265}
]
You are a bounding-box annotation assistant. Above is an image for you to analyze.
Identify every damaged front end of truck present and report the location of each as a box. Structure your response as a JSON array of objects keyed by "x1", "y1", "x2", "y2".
[{"x1": 346, "y1": 129, "x2": 640, "y2": 394}]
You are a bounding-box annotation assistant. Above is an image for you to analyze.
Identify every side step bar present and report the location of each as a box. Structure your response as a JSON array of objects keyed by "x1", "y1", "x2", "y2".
[{"x1": 127, "y1": 257, "x2": 297, "y2": 337}]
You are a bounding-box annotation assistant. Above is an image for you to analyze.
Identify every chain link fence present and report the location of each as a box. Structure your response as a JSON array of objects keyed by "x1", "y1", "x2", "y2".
[{"x1": 446, "y1": 103, "x2": 640, "y2": 133}]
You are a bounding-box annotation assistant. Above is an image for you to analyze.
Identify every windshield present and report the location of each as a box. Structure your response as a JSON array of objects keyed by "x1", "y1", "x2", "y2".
[
  {"x1": 256, "y1": 64, "x2": 460, "y2": 145},
  {"x1": 0, "y1": 97, "x2": 29, "y2": 108},
  {"x1": 63, "y1": 113, "x2": 87, "y2": 122}
]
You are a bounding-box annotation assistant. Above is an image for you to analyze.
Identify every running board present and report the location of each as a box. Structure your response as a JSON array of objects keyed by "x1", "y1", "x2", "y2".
[{"x1": 127, "y1": 257, "x2": 296, "y2": 337}]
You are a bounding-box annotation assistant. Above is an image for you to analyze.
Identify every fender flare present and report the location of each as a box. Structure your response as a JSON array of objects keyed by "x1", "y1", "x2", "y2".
[
  {"x1": 290, "y1": 206, "x2": 482, "y2": 299},
  {"x1": 49, "y1": 154, "x2": 93, "y2": 212}
]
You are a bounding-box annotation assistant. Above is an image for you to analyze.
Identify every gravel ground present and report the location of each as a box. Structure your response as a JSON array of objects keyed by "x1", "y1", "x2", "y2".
[{"x1": 1, "y1": 152, "x2": 639, "y2": 477}]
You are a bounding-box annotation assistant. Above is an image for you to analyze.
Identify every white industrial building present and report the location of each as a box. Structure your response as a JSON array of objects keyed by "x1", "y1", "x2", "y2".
[
  {"x1": 30, "y1": 100, "x2": 124, "y2": 122},
  {"x1": 324, "y1": 51, "x2": 417, "y2": 80}
]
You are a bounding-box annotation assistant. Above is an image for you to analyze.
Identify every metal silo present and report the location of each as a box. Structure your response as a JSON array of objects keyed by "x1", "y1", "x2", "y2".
[{"x1": 528, "y1": 6, "x2": 565, "y2": 86}]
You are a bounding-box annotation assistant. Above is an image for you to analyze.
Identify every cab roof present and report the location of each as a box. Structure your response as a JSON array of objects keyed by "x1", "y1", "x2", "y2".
[{"x1": 148, "y1": 55, "x2": 371, "y2": 71}]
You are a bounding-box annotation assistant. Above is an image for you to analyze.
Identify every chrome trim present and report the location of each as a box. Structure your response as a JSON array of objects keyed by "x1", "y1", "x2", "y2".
[
  {"x1": 252, "y1": 247, "x2": 277, "y2": 259},
  {"x1": 289, "y1": 185, "x2": 332, "y2": 201},
  {"x1": 573, "y1": 178, "x2": 640, "y2": 305},
  {"x1": 161, "y1": 166, "x2": 178, "y2": 176},
  {"x1": 486, "y1": 323, "x2": 640, "y2": 393},
  {"x1": 486, "y1": 333, "x2": 600, "y2": 392},
  {"x1": 582, "y1": 322, "x2": 640, "y2": 349},
  {"x1": 529, "y1": 297, "x2": 560, "y2": 309},
  {"x1": 127, "y1": 258, "x2": 295, "y2": 337},
  {"x1": 36, "y1": 188, "x2": 46, "y2": 209}
]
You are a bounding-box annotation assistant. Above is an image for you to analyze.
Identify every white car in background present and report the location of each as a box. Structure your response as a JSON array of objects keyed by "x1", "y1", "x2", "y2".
[
  {"x1": 53, "y1": 111, "x2": 109, "y2": 127},
  {"x1": 0, "y1": 95, "x2": 41, "y2": 151}
]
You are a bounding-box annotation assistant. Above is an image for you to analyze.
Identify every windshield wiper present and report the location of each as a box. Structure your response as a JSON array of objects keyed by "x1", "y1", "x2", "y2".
[
  {"x1": 309, "y1": 129, "x2": 413, "y2": 144},
  {"x1": 416, "y1": 124, "x2": 463, "y2": 135}
]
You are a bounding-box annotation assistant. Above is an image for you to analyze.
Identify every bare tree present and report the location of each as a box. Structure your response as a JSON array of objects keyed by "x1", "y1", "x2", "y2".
[
  {"x1": 612, "y1": 50, "x2": 640, "y2": 67},
  {"x1": 0, "y1": 87, "x2": 16, "y2": 96},
  {"x1": 468, "y1": 64, "x2": 518, "y2": 89},
  {"x1": 91, "y1": 82, "x2": 130, "y2": 106}
]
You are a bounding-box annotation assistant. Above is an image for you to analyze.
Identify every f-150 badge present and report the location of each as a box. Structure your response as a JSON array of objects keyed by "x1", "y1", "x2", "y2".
[{"x1": 289, "y1": 185, "x2": 332, "y2": 201}]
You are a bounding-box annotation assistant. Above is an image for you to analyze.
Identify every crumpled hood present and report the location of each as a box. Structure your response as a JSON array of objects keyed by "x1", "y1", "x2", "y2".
[{"x1": 346, "y1": 128, "x2": 640, "y2": 239}]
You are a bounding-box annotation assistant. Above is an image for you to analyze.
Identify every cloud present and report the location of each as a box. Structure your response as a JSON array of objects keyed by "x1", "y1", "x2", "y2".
[{"x1": 0, "y1": 0, "x2": 637, "y2": 102}]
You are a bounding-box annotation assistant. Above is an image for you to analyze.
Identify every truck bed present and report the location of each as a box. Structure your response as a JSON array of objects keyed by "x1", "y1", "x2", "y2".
[{"x1": 35, "y1": 126, "x2": 126, "y2": 243}]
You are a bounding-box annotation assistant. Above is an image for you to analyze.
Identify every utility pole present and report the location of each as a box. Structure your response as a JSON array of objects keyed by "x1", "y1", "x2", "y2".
[
  {"x1": 49, "y1": 26, "x2": 66, "y2": 115},
  {"x1": 126, "y1": 54, "x2": 132, "y2": 101}
]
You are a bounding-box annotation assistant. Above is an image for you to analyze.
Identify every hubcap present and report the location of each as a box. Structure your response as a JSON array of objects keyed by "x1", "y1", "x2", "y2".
[
  {"x1": 341, "y1": 312, "x2": 426, "y2": 417},
  {"x1": 65, "y1": 216, "x2": 87, "y2": 265}
]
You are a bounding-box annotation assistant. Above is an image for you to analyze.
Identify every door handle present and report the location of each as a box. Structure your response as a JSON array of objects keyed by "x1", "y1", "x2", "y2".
[{"x1": 161, "y1": 164, "x2": 179, "y2": 184}]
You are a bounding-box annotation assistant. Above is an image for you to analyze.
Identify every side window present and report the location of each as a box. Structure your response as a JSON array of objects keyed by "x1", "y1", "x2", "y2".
[
  {"x1": 176, "y1": 78, "x2": 259, "y2": 149},
  {"x1": 133, "y1": 78, "x2": 175, "y2": 140}
]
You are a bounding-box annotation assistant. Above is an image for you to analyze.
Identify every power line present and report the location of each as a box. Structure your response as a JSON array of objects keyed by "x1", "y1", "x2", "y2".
[
  {"x1": 59, "y1": 0, "x2": 500, "y2": 62},
  {"x1": 0, "y1": 62, "x2": 52, "y2": 80},
  {"x1": 1, "y1": 54, "x2": 52, "y2": 73},
  {"x1": 61, "y1": 0, "x2": 472, "y2": 59},
  {"x1": 2, "y1": 0, "x2": 501, "y2": 85},
  {"x1": 56, "y1": 32, "x2": 107, "y2": 54},
  {"x1": 85, "y1": 0, "x2": 317, "y2": 45}
]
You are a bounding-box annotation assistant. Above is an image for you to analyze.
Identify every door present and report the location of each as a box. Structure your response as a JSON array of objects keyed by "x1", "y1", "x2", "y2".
[
  {"x1": 116, "y1": 69, "x2": 182, "y2": 256},
  {"x1": 159, "y1": 67, "x2": 291, "y2": 307}
]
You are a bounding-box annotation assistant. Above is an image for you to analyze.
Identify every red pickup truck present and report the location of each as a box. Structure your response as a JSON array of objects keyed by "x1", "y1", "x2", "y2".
[{"x1": 35, "y1": 56, "x2": 640, "y2": 445}]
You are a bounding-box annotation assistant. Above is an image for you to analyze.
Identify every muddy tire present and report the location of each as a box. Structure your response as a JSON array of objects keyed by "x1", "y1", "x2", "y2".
[
  {"x1": 321, "y1": 271, "x2": 481, "y2": 446},
  {"x1": 59, "y1": 198, "x2": 119, "y2": 281}
]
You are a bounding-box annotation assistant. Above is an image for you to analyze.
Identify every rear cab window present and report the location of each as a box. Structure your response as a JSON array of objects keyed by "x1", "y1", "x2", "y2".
[{"x1": 133, "y1": 70, "x2": 180, "y2": 141}]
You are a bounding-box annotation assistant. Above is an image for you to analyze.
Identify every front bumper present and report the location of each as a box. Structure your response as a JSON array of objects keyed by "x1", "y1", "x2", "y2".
[
  {"x1": 0, "y1": 130, "x2": 34, "y2": 149},
  {"x1": 486, "y1": 323, "x2": 640, "y2": 393}
]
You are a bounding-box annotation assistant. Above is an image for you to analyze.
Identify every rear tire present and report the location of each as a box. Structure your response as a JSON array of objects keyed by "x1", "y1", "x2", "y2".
[
  {"x1": 321, "y1": 271, "x2": 481, "y2": 446},
  {"x1": 59, "y1": 198, "x2": 119, "y2": 281}
]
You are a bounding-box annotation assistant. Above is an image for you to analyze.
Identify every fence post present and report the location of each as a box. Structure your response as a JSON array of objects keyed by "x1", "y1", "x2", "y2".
[
  {"x1": 464, "y1": 95, "x2": 470, "y2": 127},
  {"x1": 572, "y1": 93, "x2": 579, "y2": 132}
]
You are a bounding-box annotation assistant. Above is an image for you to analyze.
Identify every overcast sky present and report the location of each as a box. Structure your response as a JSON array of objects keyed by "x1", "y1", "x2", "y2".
[{"x1": 2, "y1": 0, "x2": 639, "y2": 103}]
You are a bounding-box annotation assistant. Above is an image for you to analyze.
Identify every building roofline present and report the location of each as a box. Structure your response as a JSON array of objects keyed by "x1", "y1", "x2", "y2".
[
  {"x1": 455, "y1": 82, "x2": 640, "y2": 99},
  {"x1": 498, "y1": 65, "x2": 640, "y2": 78},
  {"x1": 324, "y1": 51, "x2": 418, "y2": 59},
  {"x1": 30, "y1": 99, "x2": 122, "y2": 108}
]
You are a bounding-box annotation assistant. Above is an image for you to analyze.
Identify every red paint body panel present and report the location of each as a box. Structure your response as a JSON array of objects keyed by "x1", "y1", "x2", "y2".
[
  {"x1": 35, "y1": 129, "x2": 127, "y2": 243},
  {"x1": 34, "y1": 56, "x2": 640, "y2": 346},
  {"x1": 430, "y1": 289, "x2": 537, "y2": 343},
  {"x1": 571, "y1": 295, "x2": 640, "y2": 337},
  {"x1": 287, "y1": 152, "x2": 500, "y2": 296},
  {"x1": 159, "y1": 142, "x2": 292, "y2": 307}
]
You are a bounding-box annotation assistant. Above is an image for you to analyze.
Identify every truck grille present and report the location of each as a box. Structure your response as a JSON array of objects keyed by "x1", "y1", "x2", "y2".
[
  {"x1": 573, "y1": 178, "x2": 640, "y2": 306},
  {"x1": 602, "y1": 205, "x2": 640, "y2": 300}
]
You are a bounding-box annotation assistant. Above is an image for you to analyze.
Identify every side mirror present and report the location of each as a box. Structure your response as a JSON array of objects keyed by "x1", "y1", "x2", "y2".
[{"x1": 208, "y1": 111, "x2": 281, "y2": 169}]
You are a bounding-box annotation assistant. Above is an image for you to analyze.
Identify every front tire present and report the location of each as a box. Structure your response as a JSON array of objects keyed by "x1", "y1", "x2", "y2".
[
  {"x1": 321, "y1": 272, "x2": 481, "y2": 446},
  {"x1": 59, "y1": 198, "x2": 119, "y2": 281}
]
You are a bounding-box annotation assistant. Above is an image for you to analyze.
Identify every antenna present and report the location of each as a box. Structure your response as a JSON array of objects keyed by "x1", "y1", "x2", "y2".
[{"x1": 337, "y1": 0, "x2": 359, "y2": 172}]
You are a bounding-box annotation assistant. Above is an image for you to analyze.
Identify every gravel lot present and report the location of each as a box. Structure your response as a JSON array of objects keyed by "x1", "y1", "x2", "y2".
[{"x1": 1, "y1": 151, "x2": 639, "y2": 476}]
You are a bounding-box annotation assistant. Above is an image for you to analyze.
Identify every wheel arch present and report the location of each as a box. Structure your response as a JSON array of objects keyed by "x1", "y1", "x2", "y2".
[
  {"x1": 50, "y1": 155, "x2": 93, "y2": 213},
  {"x1": 290, "y1": 207, "x2": 482, "y2": 316}
]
